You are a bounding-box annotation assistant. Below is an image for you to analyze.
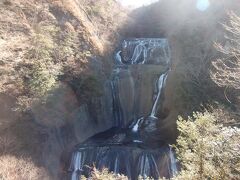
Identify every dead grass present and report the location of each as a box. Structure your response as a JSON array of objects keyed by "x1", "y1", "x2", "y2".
[
  {"x1": 0, "y1": 135, "x2": 22, "y2": 155},
  {"x1": 0, "y1": 1, "x2": 128, "y2": 179},
  {"x1": 0, "y1": 155, "x2": 50, "y2": 180},
  {"x1": 51, "y1": 0, "x2": 104, "y2": 54}
]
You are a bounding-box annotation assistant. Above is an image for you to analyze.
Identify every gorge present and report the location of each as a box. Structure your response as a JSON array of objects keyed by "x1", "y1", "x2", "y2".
[
  {"x1": 69, "y1": 38, "x2": 177, "y2": 179},
  {"x1": 1, "y1": 1, "x2": 240, "y2": 180}
]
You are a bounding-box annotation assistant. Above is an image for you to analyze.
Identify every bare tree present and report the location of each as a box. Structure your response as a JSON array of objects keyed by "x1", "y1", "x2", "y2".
[{"x1": 211, "y1": 12, "x2": 240, "y2": 90}]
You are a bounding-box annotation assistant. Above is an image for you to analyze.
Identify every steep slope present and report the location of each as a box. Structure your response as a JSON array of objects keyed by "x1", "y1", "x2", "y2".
[{"x1": 0, "y1": 0, "x2": 127, "y2": 179}]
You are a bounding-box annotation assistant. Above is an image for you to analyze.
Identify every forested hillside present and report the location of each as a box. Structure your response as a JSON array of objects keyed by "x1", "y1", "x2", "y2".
[{"x1": 0, "y1": 0, "x2": 127, "y2": 179}]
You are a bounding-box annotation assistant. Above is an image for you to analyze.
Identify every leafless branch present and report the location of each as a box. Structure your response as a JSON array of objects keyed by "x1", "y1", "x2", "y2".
[{"x1": 211, "y1": 12, "x2": 240, "y2": 90}]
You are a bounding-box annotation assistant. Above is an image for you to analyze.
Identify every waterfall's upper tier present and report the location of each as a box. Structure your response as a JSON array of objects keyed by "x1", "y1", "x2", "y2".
[{"x1": 116, "y1": 38, "x2": 171, "y2": 65}]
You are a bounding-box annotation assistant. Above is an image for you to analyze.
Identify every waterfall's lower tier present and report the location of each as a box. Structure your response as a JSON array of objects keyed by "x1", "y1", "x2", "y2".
[
  {"x1": 69, "y1": 144, "x2": 177, "y2": 179},
  {"x1": 69, "y1": 124, "x2": 177, "y2": 179}
]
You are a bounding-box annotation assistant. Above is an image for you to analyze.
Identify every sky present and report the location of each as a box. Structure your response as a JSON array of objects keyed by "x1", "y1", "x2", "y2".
[
  {"x1": 118, "y1": 0, "x2": 158, "y2": 8},
  {"x1": 118, "y1": 0, "x2": 210, "y2": 10},
  {"x1": 196, "y1": 0, "x2": 210, "y2": 11}
]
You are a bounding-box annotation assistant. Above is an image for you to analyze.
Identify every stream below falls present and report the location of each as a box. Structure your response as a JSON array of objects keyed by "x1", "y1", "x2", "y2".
[{"x1": 69, "y1": 38, "x2": 178, "y2": 179}]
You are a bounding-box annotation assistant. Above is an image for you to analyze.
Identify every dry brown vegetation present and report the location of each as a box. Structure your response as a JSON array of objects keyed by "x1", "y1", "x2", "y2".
[
  {"x1": 0, "y1": 155, "x2": 50, "y2": 180},
  {"x1": 0, "y1": 0, "x2": 127, "y2": 110},
  {"x1": 81, "y1": 168, "x2": 128, "y2": 180},
  {"x1": 0, "y1": 0, "x2": 127, "y2": 179},
  {"x1": 211, "y1": 12, "x2": 240, "y2": 90}
]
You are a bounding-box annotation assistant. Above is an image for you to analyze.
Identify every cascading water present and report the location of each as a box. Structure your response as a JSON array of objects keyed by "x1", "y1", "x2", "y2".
[
  {"x1": 69, "y1": 38, "x2": 177, "y2": 179},
  {"x1": 169, "y1": 146, "x2": 178, "y2": 177},
  {"x1": 150, "y1": 72, "x2": 168, "y2": 118}
]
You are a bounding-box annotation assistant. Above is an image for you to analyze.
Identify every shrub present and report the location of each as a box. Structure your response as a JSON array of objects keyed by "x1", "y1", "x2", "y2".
[
  {"x1": 174, "y1": 111, "x2": 240, "y2": 180},
  {"x1": 211, "y1": 12, "x2": 240, "y2": 90},
  {"x1": 0, "y1": 155, "x2": 50, "y2": 180},
  {"x1": 55, "y1": 30, "x2": 77, "y2": 62},
  {"x1": 28, "y1": 61, "x2": 59, "y2": 97},
  {"x1": 27, "y1": 24, "x2": 61, "y2": 98},
  {"x1": 29, "y1": 25, "x2": 58, "y2": 62},
  {"x1": 81, "y1": 167, "x2": 128, "y2": 180}
]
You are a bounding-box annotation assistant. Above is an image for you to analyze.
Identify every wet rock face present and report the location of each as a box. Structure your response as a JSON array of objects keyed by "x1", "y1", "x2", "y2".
[
  {"x1": 141, "y1": 116, "x2": 159, "y2": 133},
  {"x1": 69, "y1": 80, "x2": 114, "y2": 143},
  {"x1": 139, "y1": 117, "x2": 166, "y2": 147},
  {"x1": 111, "y1": 65, "x2": 168, "y2": 127},
  {"x1": 69, "y1": 38, "x2": 178, "y2": 179}
]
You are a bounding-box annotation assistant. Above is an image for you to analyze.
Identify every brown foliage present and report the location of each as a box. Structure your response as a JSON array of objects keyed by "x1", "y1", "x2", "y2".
[
  {"x1": 81, "y1": 167, "x2": 128, "y2": 180},
  {"x1": 211, "y1": 12, "x2": 240, "y2": 90},
  {"x1": 0, "y1": 155, "x2": 50, "y2": 180}
]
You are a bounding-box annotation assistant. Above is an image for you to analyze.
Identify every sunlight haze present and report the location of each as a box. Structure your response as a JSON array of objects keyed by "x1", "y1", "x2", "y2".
[
  {"x1": 118, "y1": 0, "x2": 158, "y2": 8},
  {"x1": 118, "y1": 0, "x2": 210, "y2": 10}
]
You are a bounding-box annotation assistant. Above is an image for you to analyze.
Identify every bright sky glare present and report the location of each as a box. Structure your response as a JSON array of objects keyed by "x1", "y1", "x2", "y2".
[
  {"x1": 118, "y1": 0, "x2": 158, "y2": 8},
  {"x1": 118, "y1": 0, "x2": 210, "y2": 11},
  {"x1": 196, "y1": 0, "x2": 210, "y2": 11}
]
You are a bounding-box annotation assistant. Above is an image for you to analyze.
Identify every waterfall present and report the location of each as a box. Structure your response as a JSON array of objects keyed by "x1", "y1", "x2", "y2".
[
  {"x1": 138, "y1": 153, "x2": 160, "y2": 179},
  {"x1": 69, "y1": 38, "x2": 178, "y2": 179},
  {"x1": 150, "y1": 72, "x2": 168, "y2": 117},
  {"x1": 130, "y1": 42, "x2": 147, "y2": 64},
  {"x1": 169, "y1": 146, "x2": 178, "y2": 177},
  {"x1": 115, "y1": 51, "x2": 123, "y2": 65},
  {"x1": 132, "y1": 117, "x2": 144, "y2": 132},
  {"x1": 113, "y1": 155, "x2": 120, "y2": 174},
  {"x1": 70, "y1": 151, "x2": 85, "y2": 180},
  {"x1": 111, "y1": 79, "x2": 122, "y2": 127},
  {"x1": 70, "y1": 146, "x2": 132, "y2": 179},
  {"x1": 120, "y1": 39, "x2": 170, "y2": 65}
]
